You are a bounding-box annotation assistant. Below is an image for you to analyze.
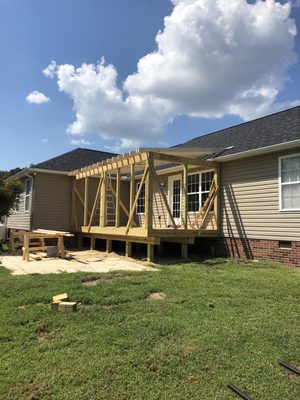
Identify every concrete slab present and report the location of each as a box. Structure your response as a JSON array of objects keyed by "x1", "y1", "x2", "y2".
[{"x1": 0, "y1": 250, "x2": 156, "y2": 275}]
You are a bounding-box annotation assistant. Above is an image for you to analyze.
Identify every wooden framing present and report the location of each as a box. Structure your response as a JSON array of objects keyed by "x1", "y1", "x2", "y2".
[{"x1": 70, "y1": 148, "x2": 221, "y2": 261}]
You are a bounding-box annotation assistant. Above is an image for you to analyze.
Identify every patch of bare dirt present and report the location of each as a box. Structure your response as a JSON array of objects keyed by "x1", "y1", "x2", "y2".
[
  {"x1": 147, "y1": 292, "x2": 166, "y2": 301},
  {"x1": 81, "y1": 272, "x2": 145, "y2": 286}
]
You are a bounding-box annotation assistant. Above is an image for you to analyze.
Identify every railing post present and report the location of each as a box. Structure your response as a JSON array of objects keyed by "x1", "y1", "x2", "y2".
[
  {"x1": 100, "y1": 172, "x2": 106, "y2": 228},
  {"x1": 145, "y1": 155, "x2": 153, "y2": 233},
  {"x1": 115, "y1": 168, "x2": 121, "y2": 227},
  {"x1": 129, "y1": 164, "x2": 135, "y2": 228}
]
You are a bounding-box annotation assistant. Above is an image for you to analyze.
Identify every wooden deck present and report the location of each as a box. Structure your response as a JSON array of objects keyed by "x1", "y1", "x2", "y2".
[{"x1": 70, "y1": 149, "x2": 221, "y2": 261}]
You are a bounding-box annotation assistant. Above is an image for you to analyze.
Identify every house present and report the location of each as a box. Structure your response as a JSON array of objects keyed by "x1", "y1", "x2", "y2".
[
  {"x1": 6, "y1": 148, "x2": 116, "y2": 232},
  {"x1": 70, "y1": 105, "x2": 300, "y2": 266}
]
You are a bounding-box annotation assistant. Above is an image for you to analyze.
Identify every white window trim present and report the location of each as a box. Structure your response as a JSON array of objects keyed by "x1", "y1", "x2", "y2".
[
  {"x1": 278, "y1": 153, "x2": 300, "y2": 212},
  {"x1": 24, "y1": 178, "x2": 32, "y2": 213},
  {"x1": 136, "y1": 182, "x2": 145, "y2": 215},
  {"x1": 187, "y1": 169, "x2": 214, "y2": 214}
]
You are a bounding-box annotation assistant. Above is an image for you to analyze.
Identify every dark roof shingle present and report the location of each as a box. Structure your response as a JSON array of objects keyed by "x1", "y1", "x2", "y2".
[
  {"x1": 33, "y1": 148, "x2": 117, "y2": 172},
  {"x1": 179, "y1": 106, "x2": 300, "y2": 158}
]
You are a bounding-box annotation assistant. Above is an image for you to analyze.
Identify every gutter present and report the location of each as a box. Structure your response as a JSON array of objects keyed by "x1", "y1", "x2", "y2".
[
  {"x1": 214, "y1": 138, "x2": 300, "y2": 162},
  {"x1": 8, "y1": 168, "x2": 69, "y2": 180}
]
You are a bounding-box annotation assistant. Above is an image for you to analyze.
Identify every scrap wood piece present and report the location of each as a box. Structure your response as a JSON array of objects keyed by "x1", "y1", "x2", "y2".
[
  {"x1": 33, "y1": 229, "x2": 74, "y2": 237},
  {"x1": 52, "y1": 293, "x2": 68, "y2": 302},
  {"x1": 58, "y1": 301, "x2": 77, "y2": 312}
]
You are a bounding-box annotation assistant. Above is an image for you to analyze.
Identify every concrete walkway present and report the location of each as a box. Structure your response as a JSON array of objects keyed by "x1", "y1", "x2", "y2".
[{"x1": 0, "y1": 250, "x2": 156, "y2": 275}]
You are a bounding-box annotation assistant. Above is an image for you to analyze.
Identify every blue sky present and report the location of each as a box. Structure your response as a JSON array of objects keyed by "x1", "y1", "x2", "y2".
[{"x1": 0, "y1": 0, "x2": 299, "y2": 170}]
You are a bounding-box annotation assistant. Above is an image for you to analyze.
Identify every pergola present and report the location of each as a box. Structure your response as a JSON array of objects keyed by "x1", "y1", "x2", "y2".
[{"x1": 69, "y1": 148, "x2": 221, "y2": 261}]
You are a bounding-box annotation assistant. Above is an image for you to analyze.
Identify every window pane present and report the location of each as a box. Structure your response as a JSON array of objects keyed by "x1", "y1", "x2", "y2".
[
  {"x1": 188, "y1": 194, "x2": 199, "y2": 212},
  {"x1": 281, "y1": 156, "x2": 300, "y2": 183},
  {"x1": 25, "y1": 196, "x2": 30, "y2": 211},
  {"x1": 282, "y1": 183, "x2": 300, "y2": 209},
  {"x1": 136, "y1": 183, "x2": 145, "y2": 213},
  {"x1": 172, "y1": 179, "x2": 181, "y2": 218},
  {"x1": 25, "y1": 179, "x2": 32, "y2": 195}
]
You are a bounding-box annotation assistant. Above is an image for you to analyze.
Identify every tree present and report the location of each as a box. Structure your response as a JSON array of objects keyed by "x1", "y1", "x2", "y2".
[
  {"x1": 0, "y1": 178, "x2": 22, "y2": 217},
  {"x1": 0, "y1": 167, "x2": 22, "y2": 180}
]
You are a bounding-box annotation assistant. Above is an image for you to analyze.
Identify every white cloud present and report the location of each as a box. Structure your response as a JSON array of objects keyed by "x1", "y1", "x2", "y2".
[
  {"x1": 42, "y1": 138, "x2": 48, "y2": 143},
  {"x1": 44, "y1": 0, "x2": 298, "y2": 147},
  {"x1": 70, "y1": 138, "x2": 92, "y2": 146},
  {"x1": 43, "y1": 60, "x2": 57, "y2": 78},
  {"x1": 26, "y1": 90, "x2": 50, "y2": 104}
]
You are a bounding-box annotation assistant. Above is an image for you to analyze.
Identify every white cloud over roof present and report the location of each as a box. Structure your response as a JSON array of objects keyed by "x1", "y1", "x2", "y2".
[{"x1": 44, "y1": 0, "x2": 298, "y2": 148}]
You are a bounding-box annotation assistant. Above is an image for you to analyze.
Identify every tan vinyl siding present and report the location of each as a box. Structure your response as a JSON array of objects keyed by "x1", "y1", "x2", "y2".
[
  {"x1": 221, "y1": 148, "x2": 300, "y2": 241},
  {"x1": 6, "y1": 178, "x2": 31, "y2": 231},
  {"x1": 32, "y1": 173, "x2": 72, "y2": 231}
]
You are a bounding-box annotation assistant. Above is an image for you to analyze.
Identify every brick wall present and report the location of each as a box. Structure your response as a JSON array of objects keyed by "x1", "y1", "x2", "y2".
[{"x1": 213, "y1": 237, "x2": 300, "y2": 268}]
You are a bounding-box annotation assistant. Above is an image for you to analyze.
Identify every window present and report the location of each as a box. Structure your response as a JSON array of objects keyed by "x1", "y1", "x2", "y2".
[
  {"x1": 24, "y1": 178, "x2": 32, "y2": 212},
  {"x1": 136, "y1": 183, "x2": 145, "y2": 214},
  {"x1": 187, "y1": 171, "x2": 214, "y2": 212},
  {"x1": 280, "y1": 155, "x2": 300, "y2": 210},
  {"x1": 188, "y1": 173, "x2": 200, "y2": 212},
  {"x1": 15, "y1": 195, "x2": 20, "y2": 212},
  {"x1": 172, "y1": 179, "x2": 181, "y2": 218},
  {"x1": 201, "y1": 171, "x2": 214, "y2": 207}
]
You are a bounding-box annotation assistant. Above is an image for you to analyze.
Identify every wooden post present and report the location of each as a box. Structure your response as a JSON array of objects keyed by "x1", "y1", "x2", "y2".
[
  {"x1": 115, "y1": 168, "x2": 121, "y2": 227},
  {"x1": 181, "y1": 243, "x2": 188, "y2": 259},
  {"x1": 125, "y1": 241, "x2": 132, "y2": 258},
  {"x1": 90, "y1": 236, "x2": 96, "y2": 250},
  {"x1": 58, "y1": 236, "x2": 66, "y2": 258},
  {"x1": 183, "y1": 164, "x2": 188, "y2": 230},
  {"x1": 84, "y1": 177, "x2": 89, "y2": 227},
  {"x1": 23, "y1": 233, "x2": 30, "y2": 261},
  {"x1": 100, "y1": 172, "x2": 106, "y2": 227},
  {"x1": 129, "y1": 164, "x2": 135, "y2": 228},
  {"x1": 106, "y1": 239, "x2": 112, "y2": 253},
  {"x1": 147, "y1": 243, "x2": 154, "y2": 263},
  {"x1": 145, "y1": 156, "x2": 153, "y2": 233}
]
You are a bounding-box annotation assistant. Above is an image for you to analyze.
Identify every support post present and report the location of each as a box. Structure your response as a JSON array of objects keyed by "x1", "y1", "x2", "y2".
[
  {"x1": 125, "y1": 241, "x2": 132, "y2": 258},
  {"x1": 84, "y1": 177, "x2": 89, "y2": 227},
  {"x1": 90, "y1": 236, "x2": 96, "y2": 250},
  {"x1": 145, "y1": 156, "x2": 153, "y2": 233},
  {"x1": 106, "y1": 239, "x2": 112, "y2": 253},
  {"x1": 183, "y1": 164, "x2": 188, "y2": 230},
  {"x1": 115, "y1": 168, "x2": 121, "y2": 227},
  {"x1": 129, "y1": 164, "x2": 135, "y2": 228},
  {"x1": 147, "y1": 243, "x2": 154, "y2": 263},
  {"x1": 181, "y1": 243, "x2": 188, "y2": 259},
  {"x1": 100, "y1": 172, "x2": 106, "y2": 227}
]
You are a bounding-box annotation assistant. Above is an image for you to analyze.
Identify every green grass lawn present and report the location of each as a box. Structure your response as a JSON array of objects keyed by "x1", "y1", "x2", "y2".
[{"x1": 0, "y1": 259, "x2": 299, "y2": 400}]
